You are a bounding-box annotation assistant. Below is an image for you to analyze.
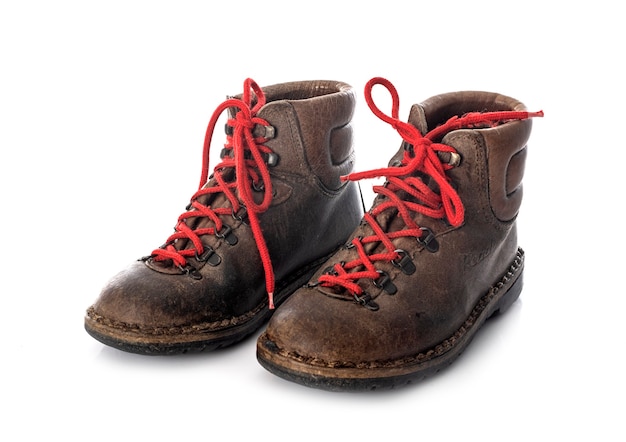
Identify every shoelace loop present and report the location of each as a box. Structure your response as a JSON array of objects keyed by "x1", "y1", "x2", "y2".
[
  {"x1": 319, "y1": 77, "x2": 543, "y2": 300},
  {"x1": 151, "y1": 78, "x2": 279, "y2": 308}
]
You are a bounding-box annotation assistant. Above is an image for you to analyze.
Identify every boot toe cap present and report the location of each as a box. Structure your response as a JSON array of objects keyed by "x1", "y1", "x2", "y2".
[{"x1": 87, "y1": 261, "x2": 206, "y2": 329}]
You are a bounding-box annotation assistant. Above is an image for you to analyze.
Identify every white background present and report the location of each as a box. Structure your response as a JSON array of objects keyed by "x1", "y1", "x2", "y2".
[{"x1": 1, "y1": 1, "x2": 623, "y2": 440}]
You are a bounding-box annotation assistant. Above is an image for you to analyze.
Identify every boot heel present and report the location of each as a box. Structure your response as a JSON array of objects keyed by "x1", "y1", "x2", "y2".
[{"x1": 492, "y1": 271, "x2": 523, "y2": 316}]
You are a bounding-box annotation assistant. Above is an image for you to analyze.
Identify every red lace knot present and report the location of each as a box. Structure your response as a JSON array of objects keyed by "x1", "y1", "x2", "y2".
[
  {"x1": 234, "y1": 109, "x2": 256, "y2": 129},
  {"x1": 151, "y1": 78, "x2": 279, "y2": 309}
]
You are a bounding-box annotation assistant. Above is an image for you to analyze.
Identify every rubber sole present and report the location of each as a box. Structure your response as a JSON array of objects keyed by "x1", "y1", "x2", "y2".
[
  {"x1": 84, "y1": 254, "x2": 331, "y2": 355},
  {"x1": 257, "y1": 248, "x2": 524, "y2": 391}
]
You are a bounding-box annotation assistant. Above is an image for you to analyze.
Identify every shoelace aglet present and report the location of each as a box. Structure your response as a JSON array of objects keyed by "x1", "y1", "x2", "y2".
[{"x1": 268, "y1": 292, "x2": 275, "y2": 310}]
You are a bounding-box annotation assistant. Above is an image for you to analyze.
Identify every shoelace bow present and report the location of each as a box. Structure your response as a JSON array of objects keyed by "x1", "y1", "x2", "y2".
[
  {"x1": 151, "y1": 78, "x2": 279, "y2": 308},
  {"x1": 317, "y1": 77, "x2": 543, "y2": 302}
]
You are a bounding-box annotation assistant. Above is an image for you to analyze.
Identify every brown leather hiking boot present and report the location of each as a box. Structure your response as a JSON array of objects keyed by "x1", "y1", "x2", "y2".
[
  {"x1": 85, "y1": 78, "x2": 363, "y2": 355},
  {"x1": 257, "y1": 77, "x2": 543, "y2": 391}
]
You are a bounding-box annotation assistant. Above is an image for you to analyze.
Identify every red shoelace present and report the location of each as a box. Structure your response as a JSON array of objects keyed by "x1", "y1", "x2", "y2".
[
  {"x1": 317, "y1": 77, "x2": 543, "y2": 302},
  {"x1": 151, "y1": 78, "x2": 279, "y2": 308}
]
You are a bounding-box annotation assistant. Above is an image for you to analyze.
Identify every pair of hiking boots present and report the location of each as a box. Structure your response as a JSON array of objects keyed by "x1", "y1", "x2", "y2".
[{"x1": 84, "y1": 77, "x2": 542, "y2": 391}]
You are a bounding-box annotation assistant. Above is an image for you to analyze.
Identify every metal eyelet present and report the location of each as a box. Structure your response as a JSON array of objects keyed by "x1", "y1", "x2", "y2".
[
  {"x1": 322, "y1": 265, "x2": 338, "y2": 276},
  {"x1": 392, "y1": 249, "x2": 416, "y2": 275},
  {"x1": 448, "y1": 152, "x2": 461, "y2": 167},
  {"x1": 344, "y1": 236, "x2": 361, "y2": 249},
  {"x1": 216, "y1": 224, "x2": 238, "y2": 245},
  {"x1": 252, "y1": 123, "x2": 276, "y2": 139},
  {"x1": 373, "y1": 270, "x2": 397, "y2": 295},
  {"x1": 195, "y1": 246, "x2": 222, "y2": 267},
  {"x1": 178, "y1": 265, "x2": 203, "y2": 280},
  {"x1": 232, "y1": 206, "x2": 248, "y2": 223},
  {"x1": 264, "y1": 152, "x2": 279, "y2": 167},
  {"x1": 252, "y1": 181, "x2": 265, "y2": 192},
  {"x1": 417, "y1": 227, "x2": 439, "y2": 253},
  {"x1": 261, "y1": 124, "x2": 276, "y2": 139},
  {"x1": 353, "y1": 292, "x2": 379, "y2": 311},
  {"x1": 252, "y1": 181, "x2": 277, "y2": 197}
]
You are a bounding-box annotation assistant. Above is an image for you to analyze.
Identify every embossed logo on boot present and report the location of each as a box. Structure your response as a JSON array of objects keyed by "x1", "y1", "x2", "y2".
[{"x1": 462, "y1": 243, "x2": 494, "y2": 268}]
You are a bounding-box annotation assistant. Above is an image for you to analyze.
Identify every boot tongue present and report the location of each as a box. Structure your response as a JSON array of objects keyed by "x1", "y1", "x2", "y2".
[
  {"x1": 407, "y1": 103, "x2": 429, "y2": 134},
  {"x1": 386, "y1": 104, "x2": 429, "y2": 167}
]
